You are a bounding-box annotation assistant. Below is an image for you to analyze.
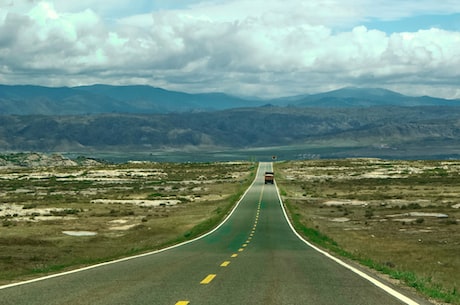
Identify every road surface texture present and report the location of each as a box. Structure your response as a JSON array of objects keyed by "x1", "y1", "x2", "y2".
[{"x1": 0, "y1": 163, "x2": 432, "y2": 305}]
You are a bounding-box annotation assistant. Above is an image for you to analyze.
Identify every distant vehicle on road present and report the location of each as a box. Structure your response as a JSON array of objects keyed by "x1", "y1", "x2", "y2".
[{"x1": 264, "y1": 171, "x2": 274, "y2": 184}]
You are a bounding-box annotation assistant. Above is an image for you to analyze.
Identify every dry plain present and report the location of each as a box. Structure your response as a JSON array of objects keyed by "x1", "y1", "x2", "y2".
[
  {"x1": 274, "y1": 159, "x2": 460, "y2": 304},
  {"x1": 1, "y1": 157, "x2": 459, "y2": 304},
  {"x1": 0, "y1": 160, "x2": 255, "y2": 284}
]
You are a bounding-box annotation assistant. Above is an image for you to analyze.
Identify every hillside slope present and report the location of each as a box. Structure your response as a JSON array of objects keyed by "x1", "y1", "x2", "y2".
[{"x1": 1, "y1": 106, "x2": 459, "y2": 156}]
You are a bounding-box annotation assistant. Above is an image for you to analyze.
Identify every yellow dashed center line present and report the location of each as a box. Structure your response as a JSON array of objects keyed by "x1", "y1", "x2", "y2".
[
  {"x1": 174, "y1": 179, "x2": 269, "y2": 303},
  {"x1": 200, "y1": 274, "x2": 216, "y2": 284}
]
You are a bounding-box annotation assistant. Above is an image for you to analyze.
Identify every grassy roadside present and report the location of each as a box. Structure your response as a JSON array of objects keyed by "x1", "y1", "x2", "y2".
[
  {"x1": 169, "y1": 180, "x2": 254, "y2": 245},
  {"x1": 275, "y1": 159, "x2": 460, "y2": 305},
  {"x1": 283, "y1": 197, "x2": 459, "y2": 304}
]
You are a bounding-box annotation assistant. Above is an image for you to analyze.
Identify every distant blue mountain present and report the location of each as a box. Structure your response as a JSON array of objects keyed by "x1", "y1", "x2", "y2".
[
  {"x1": 0, "y1": 84, "x2": 261, "y2": 115},
  {"x1": 0, "y1": 85, "x2": 127, "y2": 115},
  {"x1": 0, "y1": 84, "x2": 458, "y2": 115},
  {"x1": 285, "y1": 87, "x2": 459, "y2": 107},
  {"x1": 75, "y1": 84, "x2": 261, "y2": 113}
]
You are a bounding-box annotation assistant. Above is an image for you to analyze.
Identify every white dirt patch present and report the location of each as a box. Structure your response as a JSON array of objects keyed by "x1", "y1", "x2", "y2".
[
  {"x1": 91, "y1": 199, "x2": 180, "y2": 207},
  {"x1": 399, "y1": 229, "x2": 433, "y2": 234},
  {"x1": 344, "y1": 227, "x2": 367, "y2": 231},
  {"x1": 109, "y1": 224, "x2": 137, "y2": 231},
  {"x1": 34, "y1": 216, "x2": 78, "y2": 221},
  {"x1": 409, "y1": 212, "x2": 448, "y2": 218},
  {"x1": 62, "y1": 231, "x2": 97, "y2": 236},
  {"x1": 387, "y1": 212, "x2": 448, "y2": 218},
  {"x1": 13, "y1": 188, "x2": 33, "y2": 193},
  {"x1": 386, "y1": 199, "x2": 432, "y2": 207},
  {"x1": 82, "y1": 168, "x2": 167, "y2": 180},
  {"x1": 108, "y1": 218, "x2": 140, "y2": 231},
  {"x1": 388, "y1": 212, "x2": 448, "y2": 223},
  {"x1": 452, "y1": 203, "x2": 460, "y2": 209},
  {"x1": 0, "y1": 203, "x2": 72, "y2": 220},
  {"x1": 393, "y1": 218, "x2": 417, "y2": 223},
  {"x1": 109, "y1": 219, "x2": 129, "y2": 224},
  {"x1": 360, "y1": 166, "x2": 422, "y2": 179},
  {"x1": 323, "y1": 200, "x2": 368, "y2": 207},
  {"x1": 330, "y1": 217, "x2": 351, "y2": 222},
  {"x1": 360, "y1": 170, "x2": 394, "y2": 179},
  {"x1": 189, "y1": 194, "x2": 224, "y2": 202}
]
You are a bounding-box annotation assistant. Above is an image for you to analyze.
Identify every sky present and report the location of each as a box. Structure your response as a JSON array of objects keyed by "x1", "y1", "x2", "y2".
[{"x1": 1, "y1": 0, "x2": 460, "y2": 99}]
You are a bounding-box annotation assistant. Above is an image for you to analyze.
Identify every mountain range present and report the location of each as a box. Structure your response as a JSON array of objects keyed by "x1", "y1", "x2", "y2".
[
  {"x1": 1, "y1": 84, "x2": 459, "y2": 160},
  {"x1": 0, "y1": 84, "x2": 458, "y2": 115}
]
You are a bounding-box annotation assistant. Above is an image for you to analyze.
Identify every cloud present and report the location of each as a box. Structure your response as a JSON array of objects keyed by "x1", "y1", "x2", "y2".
[{"x1": 1, "y1": 0, "x2": 460, "y2": 98}]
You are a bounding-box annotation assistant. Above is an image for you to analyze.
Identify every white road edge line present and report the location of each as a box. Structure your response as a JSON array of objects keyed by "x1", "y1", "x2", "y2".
[
  {"x1": 271, "y1": 162, "x2": 421, "y2": 305},
  {"x1": 0, "y1": 163, "x2": 263, "y2": 290}
]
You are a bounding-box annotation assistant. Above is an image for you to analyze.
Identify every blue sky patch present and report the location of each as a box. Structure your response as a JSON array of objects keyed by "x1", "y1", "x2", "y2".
[{"x1": 364, "y1": 13, "x2": 460, "y2": 33}]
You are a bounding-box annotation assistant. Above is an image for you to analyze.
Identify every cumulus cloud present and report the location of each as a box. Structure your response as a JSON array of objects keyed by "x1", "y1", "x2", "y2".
[{"x1": 1, "y1": 0, "x2": 460, "y2": 98}]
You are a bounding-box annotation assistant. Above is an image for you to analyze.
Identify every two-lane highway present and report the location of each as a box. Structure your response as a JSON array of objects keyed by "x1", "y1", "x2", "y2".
[{"x1": 0, "y1": 162, "x2": 429, "y2": 304}]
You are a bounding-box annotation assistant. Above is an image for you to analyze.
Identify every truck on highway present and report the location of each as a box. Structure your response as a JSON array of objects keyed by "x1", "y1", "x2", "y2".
[{"x1": 264, "y1": 171, "x2": 274, "y2": 184}]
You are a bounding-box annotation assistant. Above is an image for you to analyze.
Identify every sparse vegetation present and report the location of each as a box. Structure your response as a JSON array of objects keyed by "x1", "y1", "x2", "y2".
[
  {"x1": 0, "y1": 160, "x2": 255, "y2": 284},
  {"x1": 276, "y1": 159, "x2": 460, "y2": 304}
]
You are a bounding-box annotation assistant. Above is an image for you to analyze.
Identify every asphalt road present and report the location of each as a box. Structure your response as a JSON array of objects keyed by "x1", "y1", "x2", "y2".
[{"x1": 0, "y1": 162, "x2": 430, "y2": 305}]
